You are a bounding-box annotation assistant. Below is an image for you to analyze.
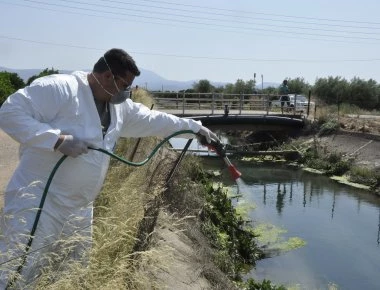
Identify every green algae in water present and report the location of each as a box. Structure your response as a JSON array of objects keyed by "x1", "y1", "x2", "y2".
[
  {"x1": 254, "y1": 223, "x2": 306, "y2": 256},
  {"x1": 286, "y1": 282, "x2": 339, "y2": 290},
  {"x1": 235, "y1": 200, "x2": 256, "y2": 218}
]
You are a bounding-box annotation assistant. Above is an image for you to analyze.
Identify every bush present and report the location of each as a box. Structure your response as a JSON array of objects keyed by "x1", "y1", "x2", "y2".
[
  {"x1": 348, "y1": 166, "x2": 380, "y2": 188},
  {"x1": 243, "y1": 278, "x2": 286, "y2": 290},
  {"x1": 303, "y1": 149, "x2": 351, "y2": 176},
  {"x1": 317, "y1": 119, "x2": 340, "y2": 136}
]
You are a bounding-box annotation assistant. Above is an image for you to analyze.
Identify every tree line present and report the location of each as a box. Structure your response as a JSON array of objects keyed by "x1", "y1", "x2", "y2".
[
  {"x1": 1, "y1": 69, "x2": 379, "y2": 110},
  {"x1": 0, "y1": 68, "x2": 58, "y2": 105},
  {"x1": 179, "y1": 77, "x2": 380, "y2": 110}
]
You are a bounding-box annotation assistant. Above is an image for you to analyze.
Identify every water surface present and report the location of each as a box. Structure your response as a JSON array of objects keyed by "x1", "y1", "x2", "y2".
[{"x1": 226, "y1": 162, "x2": 380, "y2": 290}]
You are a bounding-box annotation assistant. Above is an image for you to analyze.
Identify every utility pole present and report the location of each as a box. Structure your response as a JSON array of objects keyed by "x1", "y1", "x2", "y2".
[{"x1": 261, "y1": 74, "x2": 263, "y2": 91}]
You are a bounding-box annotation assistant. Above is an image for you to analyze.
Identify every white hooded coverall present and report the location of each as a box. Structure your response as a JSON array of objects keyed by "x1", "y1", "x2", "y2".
[{"x1": 0, "y1": 71, "x2": 202, "y2": 287}]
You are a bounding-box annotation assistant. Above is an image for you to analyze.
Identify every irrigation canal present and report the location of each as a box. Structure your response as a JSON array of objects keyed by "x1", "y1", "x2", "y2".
[{"x1": 208, "y1": 160, "x2": 380, "y2": 290}]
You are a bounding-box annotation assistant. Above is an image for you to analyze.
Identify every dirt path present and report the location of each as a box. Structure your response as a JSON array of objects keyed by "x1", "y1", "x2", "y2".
[{"x1": 0, "y1": 129, "x2": 19, "y2": 206}]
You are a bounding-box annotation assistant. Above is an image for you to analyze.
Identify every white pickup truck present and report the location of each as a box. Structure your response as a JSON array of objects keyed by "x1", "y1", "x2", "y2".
[{"x1": 270, "y1": 94, "x2": 314, "y2": 111}]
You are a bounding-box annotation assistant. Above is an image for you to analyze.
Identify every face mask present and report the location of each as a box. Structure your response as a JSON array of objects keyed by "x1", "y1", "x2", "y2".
[
  {"x1": 91, "y1": 72, "x2": 131, "y2": 104},
  {"x1": 102, "y1": 55, "x2": 131, "y2": 104},
  {"x1": 109, "y1": 89, "x2": 131, "y2": 104}
]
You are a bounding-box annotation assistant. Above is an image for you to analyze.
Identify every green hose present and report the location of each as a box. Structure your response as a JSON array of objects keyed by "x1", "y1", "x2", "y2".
[
  {"x1": 6, "y1": 129, "x2": 196, "y2": 288},
  {"x1": 90, "y1": 129, "x2": 194, "y2": 166}
]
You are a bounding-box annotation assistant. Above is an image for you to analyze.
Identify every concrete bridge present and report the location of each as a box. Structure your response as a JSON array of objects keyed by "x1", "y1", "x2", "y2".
[
  {"x1": 151, "y1": 92, "x2": 308, "y2": 133},
  {"x1": 186, "y1": 114, "x2": 305, "y2": 133}
]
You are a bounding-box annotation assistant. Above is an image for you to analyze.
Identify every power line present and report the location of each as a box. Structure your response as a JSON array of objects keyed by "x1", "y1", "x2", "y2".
[
  {"x1": 102, "y1": 0, "x2": 380, "y2": 31},
  {"x1": 0, "y1": 35, "x2": 104, "y2": 52},
  {"x1": 2, "y1": 35, "x2": 380, "y2": 64},
  {"x1": 3, "y1": 0, "x2": 380, "y2": 43},
  {"x1": 129, "y1": 0, "x2": 380, "y2": 26},
  {"x1": 57, "y1": 0, "x2": 380, "y2": 36}
]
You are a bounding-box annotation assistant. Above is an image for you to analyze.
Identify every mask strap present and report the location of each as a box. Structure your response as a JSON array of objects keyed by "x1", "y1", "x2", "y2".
[
  {"x1": 103, "y1": 55, "x2": 112, "y2": 72},
  {"x1": 103, "y1": 55, "x2": 121, "y2": 92},
  {"x1": 91, "y1": 72, "x2": 113, "y2": 97}
]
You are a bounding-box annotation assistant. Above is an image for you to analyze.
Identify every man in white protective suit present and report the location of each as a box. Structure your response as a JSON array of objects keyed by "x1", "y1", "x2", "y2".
[{"x1": 0, "y1": 48, "x2": 218, "y2": 288}]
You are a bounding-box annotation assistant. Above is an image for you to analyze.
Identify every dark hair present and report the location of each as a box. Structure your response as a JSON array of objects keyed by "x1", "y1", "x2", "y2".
[{"x1": 93, "y1": 48, "x2": 141, "y2": 77}]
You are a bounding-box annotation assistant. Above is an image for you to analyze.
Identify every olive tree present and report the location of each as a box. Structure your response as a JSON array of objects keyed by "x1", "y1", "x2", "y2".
[
  {"x1": 192, "y1": 79, "x2": 214, "y2": 93},
  {"x1": 287, "y1": 77, "x2": 311, "y2": 95},
  {"x1": 0, "y1": 72, "x2": 25, "y2": 105},
  {"x1": 229, "y1": 79, "x2": 256, "y2": 94},
  {"x1": 223, "y1": 83, "x2": 234, "y2": 94},
  {"x1": 26, "y1": 67, "x2": 59, "y2": 86},
  {"x1": 349, "y1": 77, "x2": 379, "y2": 110},
  {"x1": 313, "y1": 76, "x2": 349, "y2": 104}
]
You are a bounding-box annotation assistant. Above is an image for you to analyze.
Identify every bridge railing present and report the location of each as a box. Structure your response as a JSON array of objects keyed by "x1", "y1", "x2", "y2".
[{"x1": 150, "y1": 92, "x2": 280, "y2": 115}]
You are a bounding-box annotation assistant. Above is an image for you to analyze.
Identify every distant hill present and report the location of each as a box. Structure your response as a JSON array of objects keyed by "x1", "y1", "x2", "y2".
[
  {"x1": 0, "y1": 66, "x2": 278, "y2": 91},
  {"x1": 0, "y1": 66, "x2": 200, "y2": 91}
]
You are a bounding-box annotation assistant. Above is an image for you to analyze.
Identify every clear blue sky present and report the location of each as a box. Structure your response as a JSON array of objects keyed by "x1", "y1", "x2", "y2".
[{"x1": 1, "y1": 0, "x2": 380, "y2": 85}]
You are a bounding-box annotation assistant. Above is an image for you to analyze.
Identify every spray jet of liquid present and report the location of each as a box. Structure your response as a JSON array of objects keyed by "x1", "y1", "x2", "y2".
[{"x1": 198, "y1": 135, "x2": 242, "y2": 181}]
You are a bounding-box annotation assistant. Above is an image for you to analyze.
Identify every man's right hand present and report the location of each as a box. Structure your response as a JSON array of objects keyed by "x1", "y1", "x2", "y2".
[
  {"x1": 197, "y1": 126, "x2": 220, "y2": 144},
  {"x1": 56, "y1": 135, "x2": 89, "y2": 157}
]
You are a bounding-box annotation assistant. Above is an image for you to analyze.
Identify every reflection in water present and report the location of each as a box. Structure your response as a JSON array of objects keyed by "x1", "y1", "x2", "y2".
[
  {"x1": 266, "y1": 180, "x2": 347, "y2": 221},
  {"x1": 276, "y1": 183, "x2": 286, "y2": 215},
  {"x1": 331, "y1": 191, "x2": 336, "y2": 219},
  {"x1": 263, "y1": 184, "x2": 267, "y2": 205},
  {"x1": 378, "y1": 209, "x2": 380, "y2": 246},
  {"x1": 303, "y1": 182, "x2": 307, "y2": 207},
  {"x1": 309, "y1": 183, "x2": 313, "y2": 204}
]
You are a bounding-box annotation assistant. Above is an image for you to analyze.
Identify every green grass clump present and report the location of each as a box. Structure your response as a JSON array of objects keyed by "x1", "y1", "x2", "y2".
[
  {"x1": 302, "y1": 149, "x2": 351, "y2": 176},
  {"x1": 317, "y1": 119, "x2": 340, "y2": 136},
  {"x1": 348, "y1": 166, "x2": 380, "y2": 188}
]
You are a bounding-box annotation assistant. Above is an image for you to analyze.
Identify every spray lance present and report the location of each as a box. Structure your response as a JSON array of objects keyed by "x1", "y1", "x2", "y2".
[{"x1": 198, "y1": 135, "x2": 242, "y2": 181}]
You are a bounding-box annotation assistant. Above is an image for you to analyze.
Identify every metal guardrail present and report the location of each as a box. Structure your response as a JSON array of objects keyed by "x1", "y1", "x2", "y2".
[{"x1": 149, "y1": 92, "x2": 310, "y2": 116}]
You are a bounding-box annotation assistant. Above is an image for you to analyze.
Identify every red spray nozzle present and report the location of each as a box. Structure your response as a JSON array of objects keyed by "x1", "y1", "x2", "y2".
[
  {"x1": 198, "y1": 135, "x2": 242, "y2": 181},
  {"x1": 228, "y1": 164, "x2": 242, "y2": 181}
]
